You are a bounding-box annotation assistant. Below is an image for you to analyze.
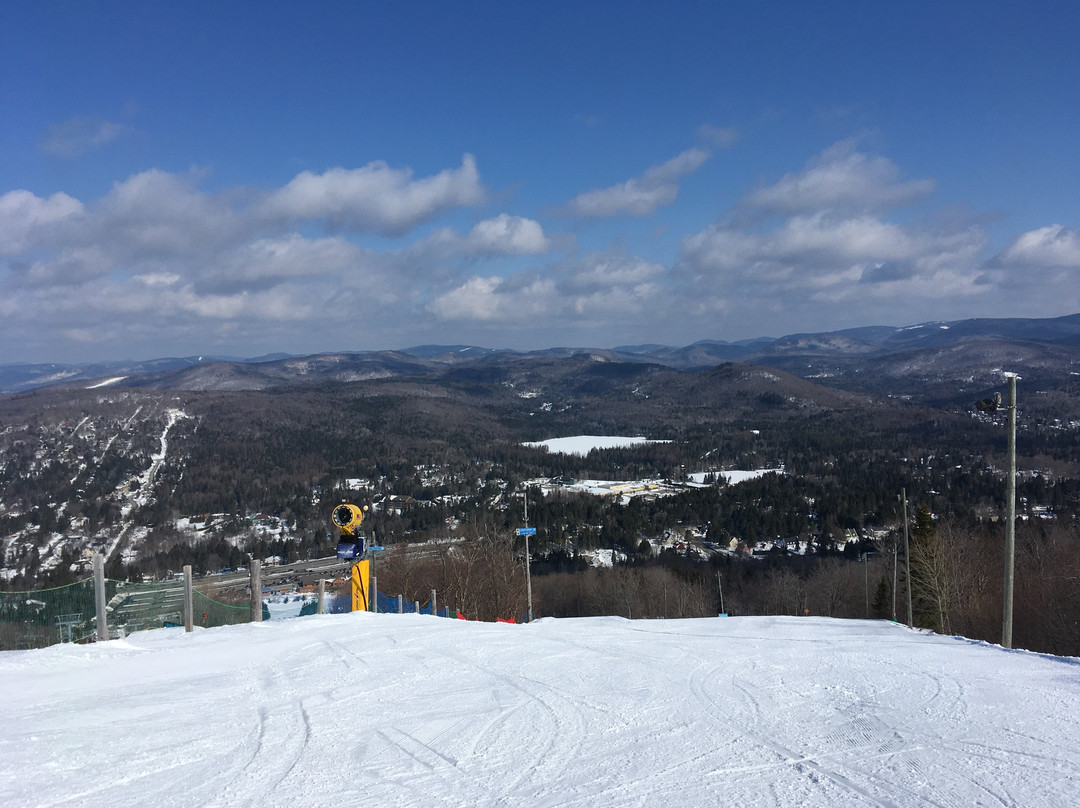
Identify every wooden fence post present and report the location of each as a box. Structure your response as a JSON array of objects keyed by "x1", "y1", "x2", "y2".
[
  {"x1": 317, "y1": 579, "x2": 325, "y2": 615},
  {"x1": 183, "y1": 565, "x2": 194, "y2": 632},
  {"x1": 250, "y1": 560, "x2": 262, "y2": 622},
  {"x1": 93, "y1": 553, "x2": 108, "y2": 642}
]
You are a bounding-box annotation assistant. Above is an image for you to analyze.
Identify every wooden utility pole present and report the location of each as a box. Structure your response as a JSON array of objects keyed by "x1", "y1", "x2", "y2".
[
  {"x1": 1003, "y1": 374, "x2": 1017, "y2": 649},
  {"x1": 892, "y1": 533, "x2": 898, "y2": 622},
  {"x1": 902, "y1": 488, "x2": 912, "y2": 628}
]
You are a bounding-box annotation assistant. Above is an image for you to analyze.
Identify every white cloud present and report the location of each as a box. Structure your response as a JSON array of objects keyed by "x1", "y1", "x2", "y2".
[
  {"x1": 1, "y1": 159, "x2": 482, "y2": 299},
  {"x1": 0, "y1": 189, "x2": 83, "y2": 254},
  {"x1": 668, "y1": 142, "x2": 1000, "y2": 331},
  {"x1": 171, "y1": 286, "x2": 315, "y2": 320},
  {"x1": 678, "y1": 210, "x2": 988, "y2": 317},
  {"x1": 216, "y1": 234, "x2": 370, "y2": 287},
  {"x1": 259, "y1": 155, "x2": 485, "y2": 235},
  {"x1": 466, "y1": 214, "x2": 551, "y2": 255},
  {"x1": 95, "y1": 169, "x2": 243, "y2": 259},
  {"x1": 40, "y1": 115, "x2": 130, "y2": 158},
  {"x1": 134, "y1": 272, "x2": 181, "y2": 287},
  {"x1": 18, "y1": 245, "x2": 113, "y2": 287},
  {"x1": 997, "y1": 225, "x2": 1080, "y2": 267},
  {"x1": 697, "y1": 124, "x2": 740, "y2": 148},
  {"x1": 563, "y1": 148, "x2": 710, "y2": 217},
  {"x1": 0, "y1": 160, "x2": 478, "y2": 353},
  {"x1": 428, "y1": 276, "x2": 518, "y2": 321},
  {"x1": 743, "y1": 141, "x2": 934, "y2": 214},
  {"x1": 681, "y1": 214, "x2": 920, "y2": 274},
  {"x1": 2, "y1": 138, "x2": 1075, "y2": 361},
  {"x1": 566, "y1": 253, "x2": 664, "y2": 289},
  {"x1": 386, "y1": 215, "x2": 555, "y2": 278},
  {"x1": 427, "y1": 252, "x2": 667, "y2": 326}
]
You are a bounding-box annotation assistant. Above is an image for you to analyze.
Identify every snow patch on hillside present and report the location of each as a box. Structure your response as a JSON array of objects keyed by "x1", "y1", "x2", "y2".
[{"x1": 86, "y1": 376, "x2": 128, "y2": 389}]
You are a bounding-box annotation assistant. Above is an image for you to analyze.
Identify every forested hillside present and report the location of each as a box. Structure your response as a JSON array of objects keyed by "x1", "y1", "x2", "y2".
[{"x1": 2, "y1": 347, "x2": 1079, "y2": 654}]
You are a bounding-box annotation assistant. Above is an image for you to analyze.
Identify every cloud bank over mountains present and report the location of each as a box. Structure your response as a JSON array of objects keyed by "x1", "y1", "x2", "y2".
[{"x1": 2, "y1": 138, "x2": 1078, "y2": 361}]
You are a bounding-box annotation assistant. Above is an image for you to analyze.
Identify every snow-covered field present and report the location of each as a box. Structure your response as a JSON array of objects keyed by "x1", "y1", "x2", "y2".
[{"x1": 2, "y1": 614, "x2": 1078, "y2": 807}]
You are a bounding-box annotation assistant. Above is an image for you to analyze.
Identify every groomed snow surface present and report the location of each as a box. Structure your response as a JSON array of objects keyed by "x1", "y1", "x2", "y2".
[{"x1": 3, "y1": 615, "x2": 1079, "y2": 807}]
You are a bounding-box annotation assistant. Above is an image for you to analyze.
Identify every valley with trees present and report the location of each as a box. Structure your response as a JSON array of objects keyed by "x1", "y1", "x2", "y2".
[{"x1": 2, "y1": 317, "x2": 1080, "y2": 655}]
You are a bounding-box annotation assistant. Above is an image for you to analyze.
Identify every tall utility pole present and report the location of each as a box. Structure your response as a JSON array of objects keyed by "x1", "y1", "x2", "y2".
[
  {"x1": 891, "y1": 532, "x2": 898, "y2": 622},
  {"x1": 902, "y1": 488, "x2": 912, "y2": 628},
  {"x1": 863, "y1": 550, "x2": 869, "y2": 618},
  {"x1": 1003, "y1": 374, "x2": 1017, "y2": 649}
]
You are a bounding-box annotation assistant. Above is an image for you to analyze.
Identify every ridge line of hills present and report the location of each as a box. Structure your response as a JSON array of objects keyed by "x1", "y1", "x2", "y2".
[{"x1": 3, "y1": 313, "x2": 1079, "y2": 399}]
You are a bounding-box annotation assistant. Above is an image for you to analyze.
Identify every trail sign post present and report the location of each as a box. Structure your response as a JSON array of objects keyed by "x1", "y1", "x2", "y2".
[{"x1": 519, "y1": 492, "x2": 534, "y2": 622}]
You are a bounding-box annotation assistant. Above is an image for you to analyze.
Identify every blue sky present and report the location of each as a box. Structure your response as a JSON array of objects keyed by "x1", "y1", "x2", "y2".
[{"x1": 2, "y1": 1, "x2": 1079, "y2": 363}]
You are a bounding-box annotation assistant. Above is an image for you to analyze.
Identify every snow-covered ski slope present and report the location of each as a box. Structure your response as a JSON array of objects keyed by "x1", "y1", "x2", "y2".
[{"x1": 2, "y1": 614, "x2": 1078, "y2": 807}]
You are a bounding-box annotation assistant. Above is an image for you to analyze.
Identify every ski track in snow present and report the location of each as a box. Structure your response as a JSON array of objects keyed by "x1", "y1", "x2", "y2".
[{"x1": 2, "y1": 615, "x2": 1079, "y2": 807}]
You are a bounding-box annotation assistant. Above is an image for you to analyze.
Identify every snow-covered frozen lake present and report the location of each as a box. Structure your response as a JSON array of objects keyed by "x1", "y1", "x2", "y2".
[
  {"x1": 688, "y1": 468, "x2": 784, "y2": 484},
  {"x1": 523, "y1": 435, "x2": 669, "y2": 455},
  {"x1": 2, "y1": 614, "x2": 1078, "y2": 806}
]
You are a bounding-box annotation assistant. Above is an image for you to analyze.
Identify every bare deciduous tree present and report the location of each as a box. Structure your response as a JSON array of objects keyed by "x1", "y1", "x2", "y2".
[
  {"x1": 909, "y1": 505, "x2": 953, "y2": 633},
  {"x1": 432, "y1": 523, "x2": 526, "y2": 621}
]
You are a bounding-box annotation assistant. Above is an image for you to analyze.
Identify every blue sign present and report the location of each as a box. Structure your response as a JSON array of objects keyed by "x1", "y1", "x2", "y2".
[
  {"x1": 516, "y1": 527, "x2": 537, "y2": 536},
  {"x1": 368, "y1": 546, "x2": 385, "y2": 552},
  {"x1": 336, "y1": 542, "x2": 362, "y2": 559}
]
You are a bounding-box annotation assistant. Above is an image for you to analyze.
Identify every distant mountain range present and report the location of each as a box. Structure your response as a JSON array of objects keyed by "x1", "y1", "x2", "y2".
[{"x1": 3, "y1": 313, "x2": 1079, "y2": 399}]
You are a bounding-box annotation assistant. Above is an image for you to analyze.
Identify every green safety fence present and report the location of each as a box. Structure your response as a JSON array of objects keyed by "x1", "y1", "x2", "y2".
[
  {"x1": 106, "y1": 579, "x2": 256, "y2": 635},
  {"x1": 192, "y1": 588, "x2": 251, "y2": 629},
  {"x1": 1, "y1": 577, "x2": 260, "y2": 650},
  {"x1": 0, "y1": 578, "x2": 100, "y2": 650},
  {"x1": 105, "y1": 579, "x2": 186, "y2": 636}
]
